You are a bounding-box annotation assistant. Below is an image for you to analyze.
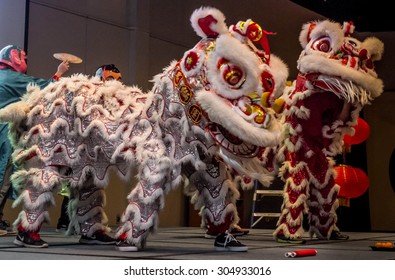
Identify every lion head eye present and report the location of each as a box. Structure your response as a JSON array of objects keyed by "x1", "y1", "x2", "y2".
[
  {"x1": 217, "y1": 58, "x2": 246, "y2": 89},
  {"x1": 346, "y1": 38, "x2": 358, "y2": 47},
  {"x1": 311, "y1": 36, "x2": 332, "y2": 53}
]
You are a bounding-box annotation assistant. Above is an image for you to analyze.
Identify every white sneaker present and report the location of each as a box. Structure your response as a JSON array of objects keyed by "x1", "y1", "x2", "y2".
[{"x1": 115, "y1": 239, "x2": 138, "y2": 252}]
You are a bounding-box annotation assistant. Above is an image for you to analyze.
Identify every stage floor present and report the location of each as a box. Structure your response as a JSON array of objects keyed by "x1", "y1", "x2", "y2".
[{"x1": 1, "y1": 227, "x2": 395, "y2": 260}]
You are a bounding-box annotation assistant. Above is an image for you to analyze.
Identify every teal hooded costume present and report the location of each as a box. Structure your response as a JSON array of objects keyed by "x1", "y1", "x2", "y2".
[{"x1": 0, "y1": 45, "x2": 55, "y2": 207}]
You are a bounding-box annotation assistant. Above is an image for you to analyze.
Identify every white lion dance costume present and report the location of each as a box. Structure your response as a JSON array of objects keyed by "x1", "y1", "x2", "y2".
[
  {"x1": 0, "y1": 7, "x2": 288, "y2": 251},
  {"x1": 273, "y1": 20, "x2": 384, "y2": 243}
]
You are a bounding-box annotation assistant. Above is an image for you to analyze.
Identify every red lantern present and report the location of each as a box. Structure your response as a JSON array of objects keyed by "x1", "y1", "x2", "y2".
[
  {"x1": 334, "y1": 165, "x2": 370, "y2": 198},
  {"x1": 343, "y1": 117, "x2": 370, "y2": 145}
]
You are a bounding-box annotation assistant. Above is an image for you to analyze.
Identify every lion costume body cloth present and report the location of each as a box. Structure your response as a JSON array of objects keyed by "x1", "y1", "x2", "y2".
[
  {"x1": 273, "y1": 20, "x2": 384, "y2": 240},
  {"x1": 0, "y1": 7, "x2": 288, "y2": 250}
]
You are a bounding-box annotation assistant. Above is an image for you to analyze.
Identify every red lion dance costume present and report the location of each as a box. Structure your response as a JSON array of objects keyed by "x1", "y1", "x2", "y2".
[
  {"x1": 0, "y1": 7, "x2": 288, "y2": 252},
  {"x1": 274, "y1": 20, "x2": 384, "y2": 243}
]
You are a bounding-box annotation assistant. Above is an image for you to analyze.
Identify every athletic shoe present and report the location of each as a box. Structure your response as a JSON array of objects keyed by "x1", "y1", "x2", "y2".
[
  {"x1": 13, "y1": 231, "x2": 49, "y2": 248},
  {"x1": 115, "y1": 239, "x2": 138, "y2": 252},
  {"x1": 0, "y1": 220, "x2": 17, "y2": 234},
  {"x1": 275, "y1": 233, "x2": 306, "y2": 244},
  {"x1": 330, "y1": 231, "x2": 349, "y2": 240},
  {"x1": 55, "y1": 223, "x2": 68, "y2": 232},
  {"x1": 0, "y1": 220, "x2": 10, "y2": 231},
  {"x1": 0, "y1": 220, "x2": 16, "y2": 235},
  {"x1": 214, "y1": 231, "x2": 248, "y2": 252},
  {"x1": 79, "y1": 231, "x2": 116, "y2": 245}
]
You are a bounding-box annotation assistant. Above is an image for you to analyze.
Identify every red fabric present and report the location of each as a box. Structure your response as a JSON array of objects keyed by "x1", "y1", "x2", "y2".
[
  {"x1": 198, "y1": 15, "x2": 219, "y2": 38},
  {"x1": 119, "y1": 232, "x2": 127, "y2": 240},
  {"x1": 205, "y1": 212, "x2": 233, "y2": 235},
  {"x1": 293, "y1": 249, "x2": 317, "y2": 257}
]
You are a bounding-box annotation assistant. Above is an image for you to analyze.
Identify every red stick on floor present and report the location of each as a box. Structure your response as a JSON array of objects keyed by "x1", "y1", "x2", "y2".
[{"x1": 285, "y1": 249, "x2": 317, "y2": 258}]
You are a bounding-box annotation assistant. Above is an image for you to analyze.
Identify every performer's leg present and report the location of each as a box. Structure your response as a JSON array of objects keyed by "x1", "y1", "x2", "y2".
[
  {"x1": 187, "y1": 160, "x2": 247, "y2": 252},
  {"x1": 308, "y1": 171, "x2": 348, "y2": 240},
  {"x1": 0, "y1": 191, "x2": 10, "y2": 233},
  {"x1": 0, "y1": 196, "x2": 6, "y2": 223},
  {"x1": 56, "y1": 195, "x2": 70, "y2": 231},
  {"x1": 0, "y1": 159, "x2": 13, "y2": 229},
  {"x1": 12, "y1": 166, "x2": 60, "y2": 248},
  {"x1": 115, "y1": 152, "x2": 172, "y2": 251},
  {"x1": 273, "y1": 162, "x2": 309, "y2": 244},
  {"x1": 67, "y1": 176, "x2": 115, "y2": 245}
]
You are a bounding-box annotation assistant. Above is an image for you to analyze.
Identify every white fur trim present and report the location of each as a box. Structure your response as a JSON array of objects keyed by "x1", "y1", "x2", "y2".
[
  {"x1": 190, "y1": 7, "x2": 228, "y2": 38},
  {"x1": 363, "y1": 37, "x2": 384, "y2": 61},
  {"x1": 195, "y1": 89, "x2": 281, "y2": 147},
  {"x1": 0, "y1": 101, "x2": 30, "y2": 123},
  {"x1": 298, "y1": 55, "x2": 384, "y2": 97},
  {"x1": 299, "y1": 20, "x2": 344, "y2": 51},
  {"x1": 206, "y1": 35, "x2": 260, "y2": 99},
  {"x1": 267, "y1": 54, "x2": 289, "y2": 99}
]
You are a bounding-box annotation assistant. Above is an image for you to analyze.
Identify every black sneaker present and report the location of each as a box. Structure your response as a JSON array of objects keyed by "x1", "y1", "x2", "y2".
[
  {"x1": 275, "y1": 233, "x2": 306, "y2": 244},
  {"x1": 330, "y1": 231, "x2": 349, "y2": 240},
  {"x1": 13, "y1": 231, "x2": 49, "y2": 248},
  {"x1": 115, "y1": 239, "x2": 138, "y2": 252},
  {"x1": 56, "y1": 223, "x2": 68, "y2": 232},
  {"x1": 214, "y1": 231, "x2": 248, "y2": 252},
  {"x1": 0, "y1": 220, "x2": 16, "y2": 234},
  {"x1": 0, "y1": 220, "x2": 10, "y2": 231},
  {"x1": 79, "y1": 231, "x2": 116, "y2": 245}
]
